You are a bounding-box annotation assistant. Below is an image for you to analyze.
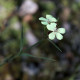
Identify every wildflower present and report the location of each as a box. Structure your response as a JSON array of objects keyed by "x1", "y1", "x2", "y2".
[
  {"x1": 39, "y1": 14, "x2": 66, "y2": 40},
  {"x1": 39, "y1": 15, "x2": 57, "y2": 25},
  {"x1": 48, "y1": 24, "x2": 65, "y2": 40}
]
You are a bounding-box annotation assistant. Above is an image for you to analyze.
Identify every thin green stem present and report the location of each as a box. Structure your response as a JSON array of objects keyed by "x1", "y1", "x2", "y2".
[
  {"x1": 43, "y1": 26, "x2": 46, "y2": 38},
  {"x1": 0, "y1": 23, "x2": 62, "y2": 66},
  {"x1": 20, "y1": 26, "x2": 24, "y2": 54},
  {"x1": 0, "y1": 39, "x2": 44, "y2": 66}
]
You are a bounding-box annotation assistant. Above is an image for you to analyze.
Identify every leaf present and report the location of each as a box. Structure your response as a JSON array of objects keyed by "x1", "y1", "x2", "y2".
[
  {"x1": 48, "y1": 39, "x2": 62, "y2": 52},
  {"x1": 21, "y1": 53, "x2": 56, "y2": 61},
  {"x1": 0, "y1": 54, "x2": 14, "y2": 66},
  {"x1": 20, "y1": 26, "x2": 24, "y2": 52},
  {"x1": 24, "y1": 39, "x2": 44, "y2": 51},
  {"x1": 0, "y1": 25, "x2": 24, "y2": 66}
]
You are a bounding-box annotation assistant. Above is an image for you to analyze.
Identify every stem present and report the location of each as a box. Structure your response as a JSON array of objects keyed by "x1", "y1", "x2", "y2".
[
  {"x1": 19, "y1": 25, "x2": 24, "y2": 55},
  {"x1": 0, "y1": 39, "x2": 44, "y2": 66},
  {"x1": 43, "y1": 26, "x2": 46, "y2": 38}
]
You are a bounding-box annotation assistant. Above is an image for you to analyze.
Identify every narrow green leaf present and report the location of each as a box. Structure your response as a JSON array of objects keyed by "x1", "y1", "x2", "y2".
[
  {"x1": 21, "y1": 53, "x2": 56, "y2": 62},
  {"x1": 48, "y1": 39, "x2": 62, "y2": 52},
  {"x1": 24, "y1": 39, "x2": 44, "y2": 51},
  {"x1": 20, "y1": 26, "x2": 24, "y2": 52},
  {"x1": 0, "y1": 39, "x2": 44, "y2": 66},
  {"x1": 0, "y1": 54, "x2": 14, "y2": 66}
]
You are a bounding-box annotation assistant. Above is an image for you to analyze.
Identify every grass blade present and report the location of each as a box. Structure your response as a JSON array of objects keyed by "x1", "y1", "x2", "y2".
[
  {"x1": 48, "y1": 39, "x2": 62, "y2": 52},
  {"x1": 20, "y1": 26, "x2": 24, "y2": 52},
  {"x1": 21, "y1": 53, "x2": 56, "y2": 62},
  {"x1": 24, "y1": 39, "x2": 44, "y2": 51}
]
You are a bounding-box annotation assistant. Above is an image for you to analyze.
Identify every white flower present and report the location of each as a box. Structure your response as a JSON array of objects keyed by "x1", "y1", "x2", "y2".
[
  {"x1": 39, "y1": 15, "x2": 57, "y2": 25},
  {"x1": 48, "y1": 24, "x2": 65, "y2": 40},
  {"x1": 39, "y1": 14, "x2": 66, "y2": 40}
]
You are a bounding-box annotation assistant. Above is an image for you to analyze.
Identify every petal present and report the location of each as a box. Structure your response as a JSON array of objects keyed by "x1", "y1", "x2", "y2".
[
  {"x1": 47, "y1": 23, "x2": 57, "y2": 31},
  {"x1": 56, "y1": 33, "x2": 63, "y2": 40},
  {"x1": 46, "y1": 15, "x2": 53, "y2": 19},
  {"x1": 57, "y1": 28, "x2": 65, "y2": 34},
  {"x1": 48, "y1": 32, "x2": 55, "y2": 40},
  {"x1": 50, "y1": 17, "x2": 57, "y2": 22},
  {"x1": 41, "y1": 21, "x2": 48, "y2": 25},
  {"x1": 46, "y1": 15, "x2": 57, "y2": 22},
  {"x1": 39, "y1": 17, "x2": 47, "y2": 21}
]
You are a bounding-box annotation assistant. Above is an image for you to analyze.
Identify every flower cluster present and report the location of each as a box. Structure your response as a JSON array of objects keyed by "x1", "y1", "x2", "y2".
[{"x1": 39, "y1": 15, "x2": 65, "y2": 40}]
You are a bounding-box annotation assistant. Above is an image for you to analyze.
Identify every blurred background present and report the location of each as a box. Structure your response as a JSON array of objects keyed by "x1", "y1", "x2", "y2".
[{"x1": 0, "y1": 0, "x2": 80, "y2": 80}]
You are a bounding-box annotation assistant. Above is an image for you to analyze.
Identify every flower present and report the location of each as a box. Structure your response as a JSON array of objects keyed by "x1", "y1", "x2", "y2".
[
  {"x1": 48, "y1": 24, "x2": 65, "y2": 40},
  {"x1": 39, "y1": 14, "x2": 66, "y2": 40},
  {"x1": 39, "y1": 15, "x2": 57, "y2": 25}
]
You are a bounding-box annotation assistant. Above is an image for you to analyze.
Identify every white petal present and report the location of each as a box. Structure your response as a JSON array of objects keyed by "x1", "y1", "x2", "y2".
[
  {"x1": 56, "y1": 33, "x2": 63, "y2": 40},
  {"x1": 39, "y1": 17, "x2": 47, "y2": 21},
  {"x1": 41, "y1": 22, "x2": 48, "y2": 25},
  {"x1": 48, "y1": 32, "x2": 55, "y2": 40},
  {"x1": 57, "y1": 28, "x2": 65, "y2": 34},
  {"x1": 46, "y1": 15, "x2": 52, "y2": 19},
  {"x1": 46, "y1": 15, "x2": 57, "y2": 22},
  {"x1": 50, "y1": 17, "x2": 57, "y2": 22},
  {"x1": 47, "y1": 23, "x2": 57, "y2": 31}
]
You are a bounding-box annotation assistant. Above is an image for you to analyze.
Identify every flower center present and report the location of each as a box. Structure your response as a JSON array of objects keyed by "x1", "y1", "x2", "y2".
[
  {"x1": 47, "y1": 19, "x2": 51, "y2": 24},
  {"x1": 53, "y1": 29, "x2": 57, "y2": 32}
]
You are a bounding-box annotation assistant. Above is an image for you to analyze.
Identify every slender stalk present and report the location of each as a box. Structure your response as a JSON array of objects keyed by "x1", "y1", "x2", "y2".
[
  {"x1": 19, "y1": 25, "x2": 24, "y2": 55},
  {"x1": 0, "y1": 23, "x2": 61, "y2": 66}
]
